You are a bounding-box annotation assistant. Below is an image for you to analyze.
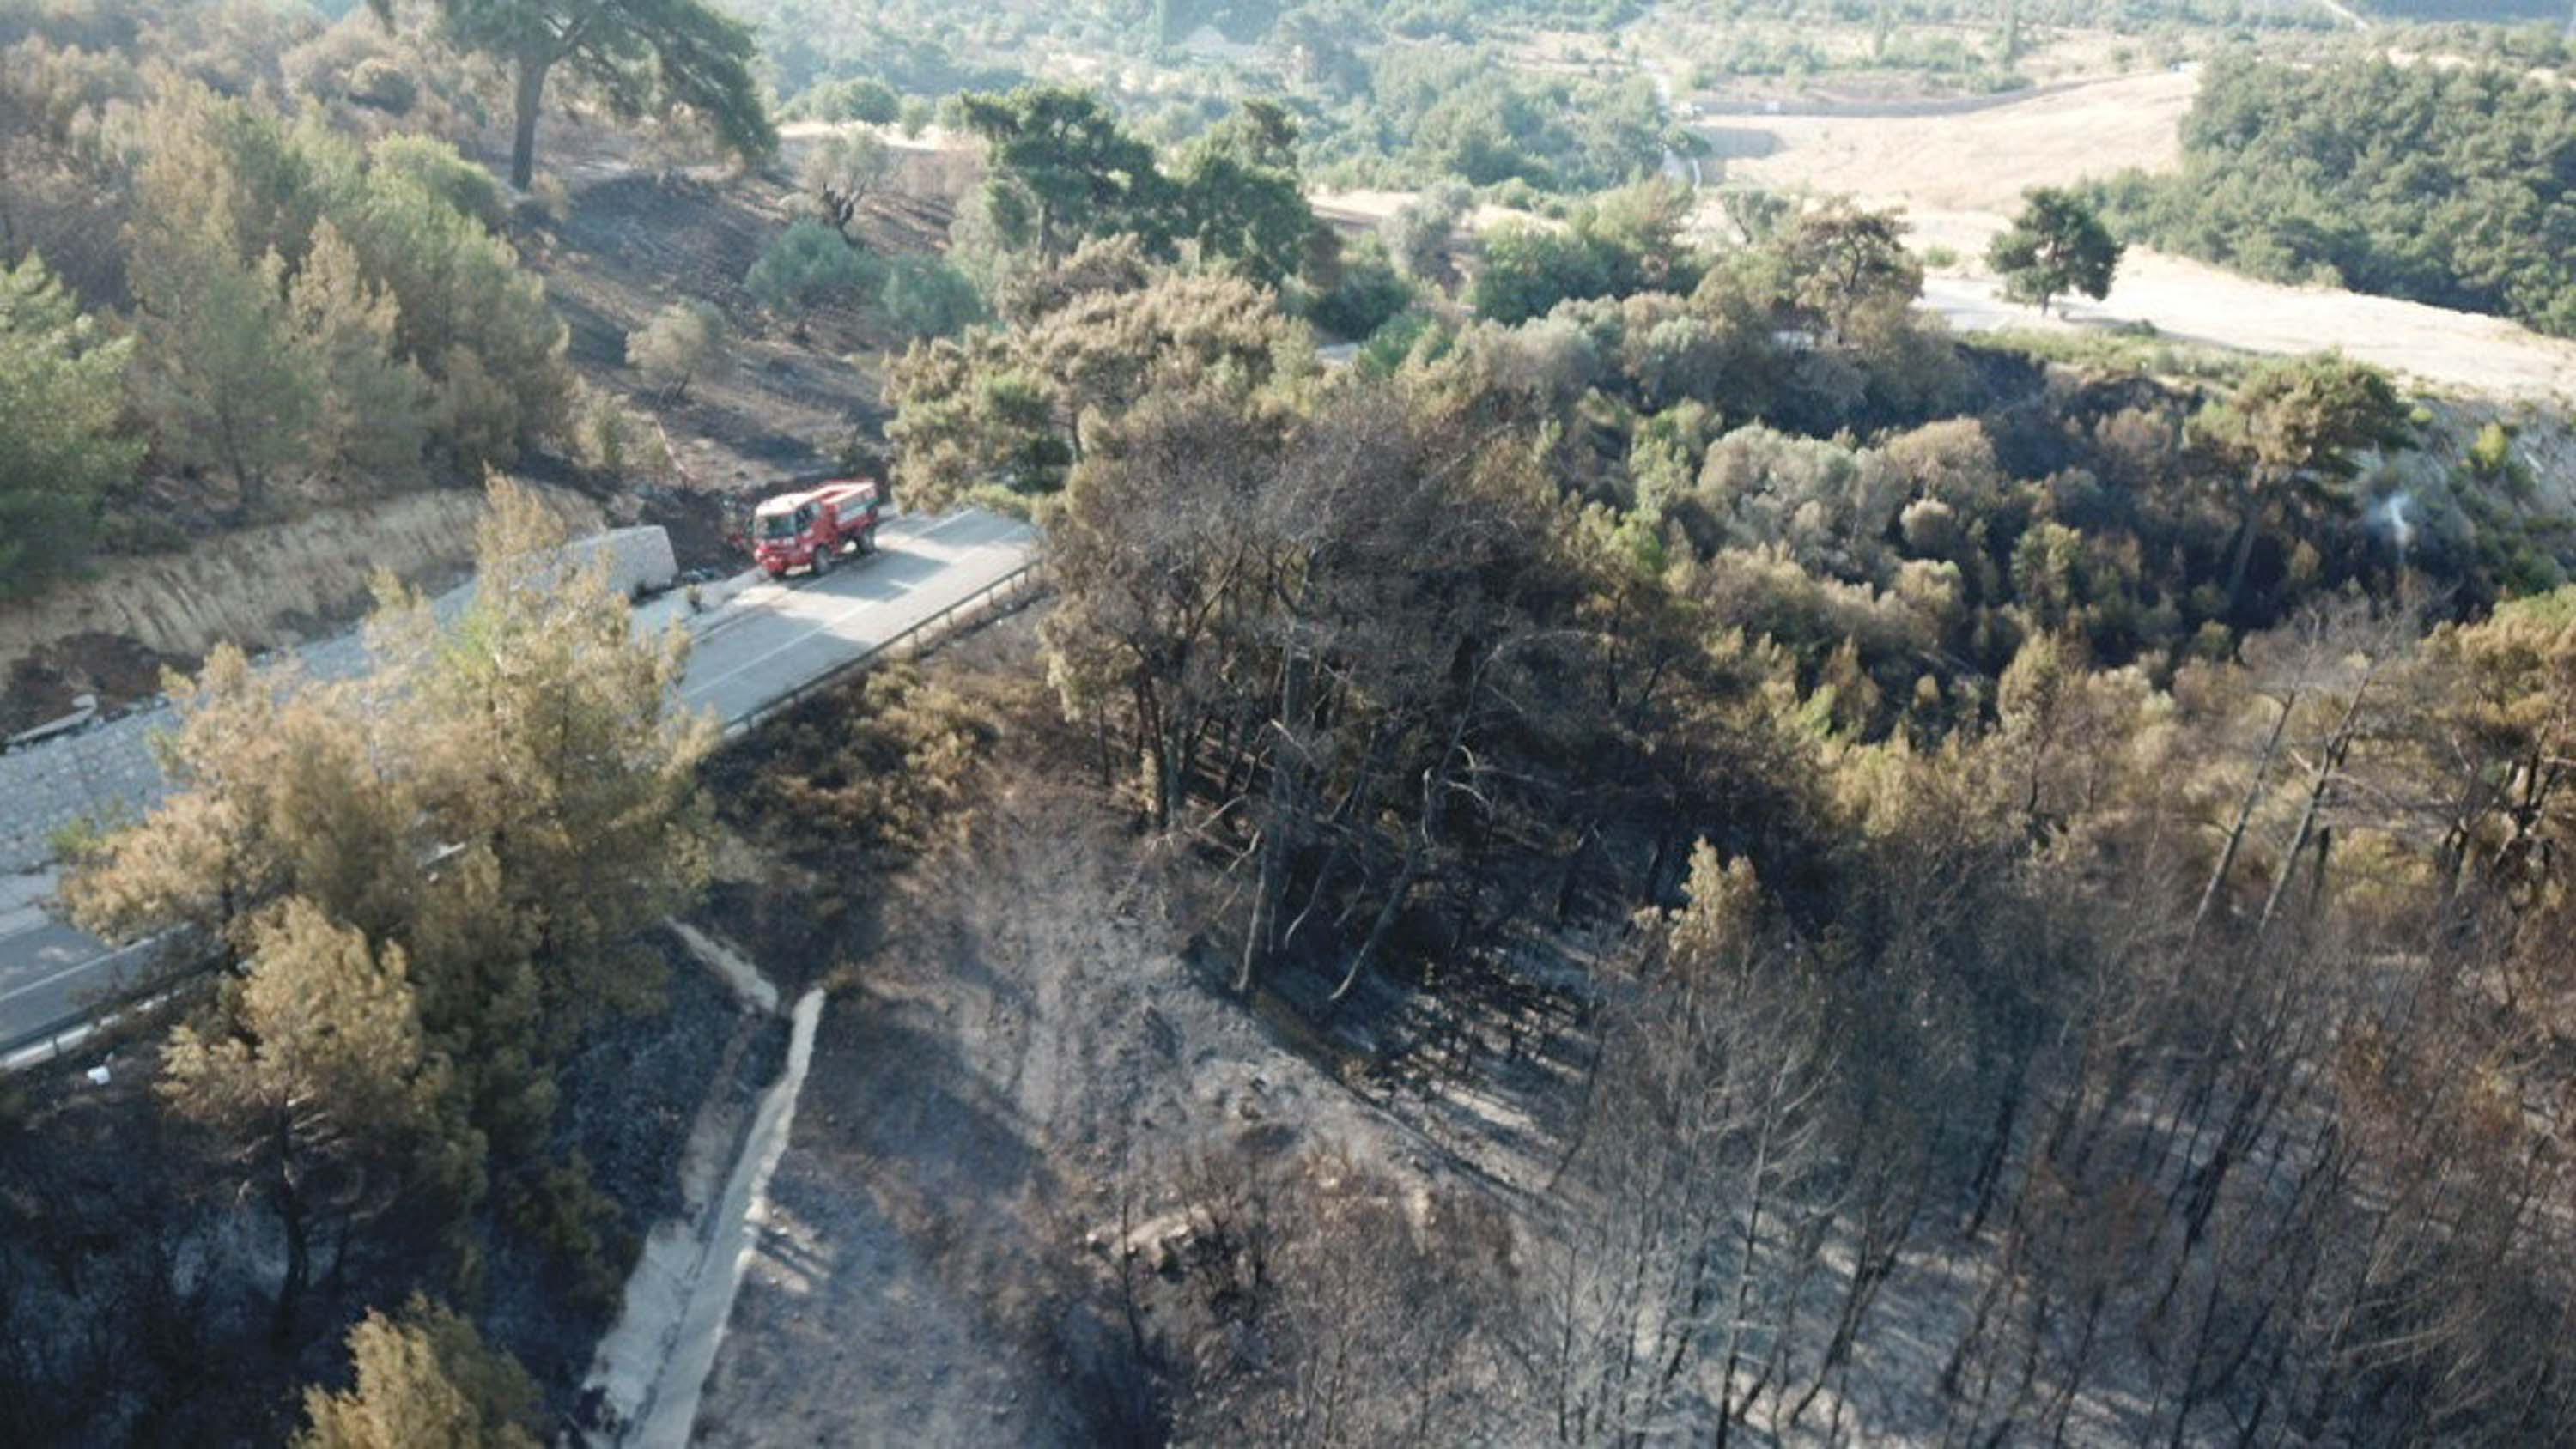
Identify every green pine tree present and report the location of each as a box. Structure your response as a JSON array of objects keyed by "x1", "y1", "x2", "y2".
[
  {"x1": 128, "y1": 219, "x2": 319, "y2": 516},
  {"x1": 289, "y1": 220, "x2": 431, "y2": 485},
  {"x1": 1986, "y1": 186, "x2": 2123, "y2": 318},
  {"x1": 395, "y1": 0, "x2": 773, "y2": 191},
  {"x1": 0, "y1": 252, "x2": 139, "y2": 599},
  {"x1": 161, "y1": 900, "x2": 469, "y2": 1346}
]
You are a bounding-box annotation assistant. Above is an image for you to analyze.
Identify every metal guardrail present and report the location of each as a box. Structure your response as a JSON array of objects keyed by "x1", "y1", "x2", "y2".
[
  {"x1": 721, "y1": 556, "x2": 1046, "y2": 741},
  {"x1": 0, "y1": 931, "x2": 204, "y2": 1069},
  {"x1": 4, "y1": 555, "x2": 1048, "y2": 1073}
]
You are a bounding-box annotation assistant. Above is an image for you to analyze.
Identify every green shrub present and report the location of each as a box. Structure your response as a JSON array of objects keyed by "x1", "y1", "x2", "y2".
[
  {"x1": 626, "y1": 301, "x2": 729, "y2": 398},
  {"x1": 811, "y1": 76, "x2": 899, "y2": 124},
  {"x1": 505, "y1": 1158, "x2": 632, "y2": 1316},
  {"x1": 878, "y1": 253, "x2": 985, "y2": 341},
  {"x1": 1305, "y1": 236, "x2": 1417, "y2": 340},
  {"x1": 344, "y1": 58, "x2": 416, "y2": 114},
  {"x1": 1357, "y1": 309, "x2": 1448, "y2": 376},
  {"x1": 2467, "y1": 420, "x2": 2515, "y2": 476},
  {"x1": 579, "y1": 387, "x2": 629, "y2": 473},
  {"x1": 744, "y1": 220, "x2": 886, "y2": 315}
]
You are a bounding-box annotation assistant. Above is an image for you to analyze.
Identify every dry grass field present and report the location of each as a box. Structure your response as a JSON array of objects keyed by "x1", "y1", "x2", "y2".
[
  {"x1": 1692, "y1": 67, "x2": 2576, "y2": 402},
  {"x1": 1708, "y1": 69, "x2": 2194, "y2": 213}
]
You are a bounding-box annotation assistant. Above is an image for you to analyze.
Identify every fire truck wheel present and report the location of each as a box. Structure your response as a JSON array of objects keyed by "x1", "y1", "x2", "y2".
[{"x1": 811, "y1": 544, "x2": 832, "y2": 577}]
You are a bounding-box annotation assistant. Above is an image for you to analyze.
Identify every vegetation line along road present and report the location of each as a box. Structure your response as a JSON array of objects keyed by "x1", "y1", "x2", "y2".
[{"x1": 0, "y1": 507, "x2": 1033, "y2": 1069}]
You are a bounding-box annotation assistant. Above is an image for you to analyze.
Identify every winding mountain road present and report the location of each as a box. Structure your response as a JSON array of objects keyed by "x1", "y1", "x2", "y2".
[{"x1": 0, "y1": 508, "x2": 1039, "y2": 1067}]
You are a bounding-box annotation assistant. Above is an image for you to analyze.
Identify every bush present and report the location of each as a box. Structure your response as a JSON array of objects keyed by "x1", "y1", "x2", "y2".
[
  {"x1": 343, "y1": 57, "x2": 415, "y2": 114},
  {"x1": 1385, "y1": 181, "x2": 1473, "y2": 279},
  {"x1": 1472, "y1": 222, "x2": 1612, "y2": 325},
  {"x1": 576, "y1": 385, "x2": 629, "y2": 473},
  {"x1": 811, "y1": 75, "x2": 899, "y2": 124},
  {"x1": 2468, "y1": 420, "x2": 2516, "y2": 476},
  {"x1": 726, "y1": 663, "x2": 998, "y2": 862},
  {"x1": 626, "y1": 301, "x2": 728, "y2": 398},
  {"x1": 505, "y1": 1158, "x2": 632, "y2": 1316},
  {"x1": 1305, "y1": 235, "x2": 1417, "y2": 340},
  {"x1": 368, "y1": 134, "x2": 508, "y2": 234},
  {"x1": 1467, "y1": 181, "x2": 1701, "y2": 326},
  {"x1": 744, "y1": 220, "x2": 885, "y2": 316},
  {"x1": 1358, "y1": 309, "x2": 1449, "y2": 376},
  {"x1": 878, "y1": 253, "x2": 985, "y2": 341}
]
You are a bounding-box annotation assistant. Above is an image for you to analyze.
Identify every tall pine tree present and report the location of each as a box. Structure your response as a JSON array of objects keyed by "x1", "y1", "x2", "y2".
[{"x1": 0, "y1": 252, "x2": 137, "y2": 598}]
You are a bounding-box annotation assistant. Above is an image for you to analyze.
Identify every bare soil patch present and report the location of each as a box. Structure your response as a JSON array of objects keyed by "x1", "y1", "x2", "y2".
[
  {"x1": 1924, "y1": 229, "x2": 2576, "y2": 403},
  {"x1": 2, "y1": 634, "x2": 177, "y2": 737},
  {"x1": 1310, "y1": 187, "x2": 1544, "y2": 237},
  {"x1": 533, "y1": 172, "x2": 864, "y2": 493}
]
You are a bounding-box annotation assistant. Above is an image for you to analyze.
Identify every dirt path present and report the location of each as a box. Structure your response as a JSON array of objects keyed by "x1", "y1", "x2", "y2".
[
  {"x1": 629, "y1": 989, "x2": 823, "y2": 1447},
  {"x1": 666, "y1": 923, "x2": 780, "y2": 1016}
]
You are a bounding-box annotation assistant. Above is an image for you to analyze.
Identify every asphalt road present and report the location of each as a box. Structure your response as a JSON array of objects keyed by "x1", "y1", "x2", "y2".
[
  {"x1": 677, "y1": 509, "x2": 1035, "y2": 724},
  {"x1": 0, "y1": 508, "x2": 1039, "y2": 1065},
  {"x1": 0, "y1": 901, "x2": 146, "y2": 1063}
]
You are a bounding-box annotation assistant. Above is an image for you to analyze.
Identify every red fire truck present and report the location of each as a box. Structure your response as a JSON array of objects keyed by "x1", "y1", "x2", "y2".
[{"x1": 750, "y1": 480, "x2": 882, "y2": 578}]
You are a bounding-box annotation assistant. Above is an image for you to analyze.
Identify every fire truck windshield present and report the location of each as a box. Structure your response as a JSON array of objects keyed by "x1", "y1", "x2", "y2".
[{"x1": 756, "y1": 511, "x2": 799, "y2": 540}]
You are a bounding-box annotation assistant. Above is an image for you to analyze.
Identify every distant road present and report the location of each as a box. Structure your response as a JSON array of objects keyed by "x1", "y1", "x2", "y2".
[
  {"x1": 0, "y1": 509, "x2": 1039, "y2": 1066},
  {"x1": 1681, "y1": 70, "x2": 2160, "y2": 124}
]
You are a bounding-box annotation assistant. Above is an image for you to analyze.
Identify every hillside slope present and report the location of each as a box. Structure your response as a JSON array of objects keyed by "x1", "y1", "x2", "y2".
[{"x1": 0, "y1": 482, "x2": 602, "y2": 734}]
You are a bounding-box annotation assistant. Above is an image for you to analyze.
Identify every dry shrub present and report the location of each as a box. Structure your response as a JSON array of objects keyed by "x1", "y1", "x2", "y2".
[
  {"x1": 731, "y1": 663, "x2": 997, "y2": 863},
  {"x1": 1127, "y1": 1142, "x2": 1519, "y2": 1448}
]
